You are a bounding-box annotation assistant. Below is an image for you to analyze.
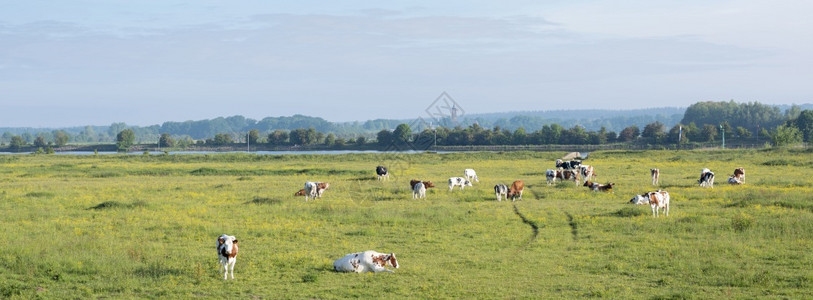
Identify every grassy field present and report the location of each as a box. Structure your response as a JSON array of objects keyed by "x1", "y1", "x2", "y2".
[{"x1": 0, "y1": 149, "x2": 811, "y2": 299}]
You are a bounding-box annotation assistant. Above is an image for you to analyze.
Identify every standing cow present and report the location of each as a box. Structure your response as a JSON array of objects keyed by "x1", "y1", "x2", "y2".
[
  {"x1": 507, "y1": 180, "x2": 524, "y2": 201},
  {"x1": 651, "y1": 168, "x2": 660, "y2": 185},
  {"x1": 463, "y1": 169, "x2": 480, "y2": 183},
  {"x1": 494, "y1": 184, "x2": 508, "y2": 201},
  {"x1": 376, "y1": 166, "x2": 389, "y2": 181},
  {"x1": 699, "y1": 168, "x2": 715, "y2": 188}
]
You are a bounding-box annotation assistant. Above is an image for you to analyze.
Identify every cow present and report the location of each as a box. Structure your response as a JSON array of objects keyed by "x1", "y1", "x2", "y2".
[
  {"x1": 580, "y1": 165, "x2": 596, "y2": 182},
  {"x1": 333, "y1": 251, "x2": 399, "y2": 273},
  {"x1": 294, "y1": 189, "x2": 307, "y2": 196},
  {"x1": 463, "y1": 169, "x2": 479, "y2": 183},
  {"x1": 555, "y1": 169, "x2": 579, "y2": 184},
  {"x1": 217, "y1": 234, "x2": 239, "y2": 280},
  {"x1": 555, "y1": 159, "x2": 581, "y2": 170},
  {"x1": 304, "y1": 181, "x2": 330, "y2": 201},
  {"x1": 507, "y1": 180, "x2": 524, "y2": 201},
  {"x1": 727, "y1": 176, "x2": 742, "y2": 185},
  {"x1": 651, "y1": 168, "x2": 660, "y2": 185},
  {"x1": 545, "y1": 169, "x2": 556, "y2": 185},
  {"x1": 647, "y1": 190, "x2": 670, "y2": 217},
  {"x1": 448, "y1": 177, "x2": 473, "y2": 191},
  {"x1": 412, "y1": 182, "x2": 427, "y2": 199},
  {"x1": 733, "y1": 168, "x2": 745, "y2": 183},
  {"x1": 583, "y1": 180, "x2": 614, "y2": 192},
  {"x1": 410, "y1": 179, "x2": 435, "y2": 190},
  {"x1": 494, "y1": 184, "x2": 508, "y2": 201},
  {"x1": 699, "y1": 169, "x2": 715, "y2": 188},
  {"x1": 376, "y1": 166, "x2": 389, "y2": 181},
  {"x1": 629, "y1": 194, "x2": 650, "y2": 205}
]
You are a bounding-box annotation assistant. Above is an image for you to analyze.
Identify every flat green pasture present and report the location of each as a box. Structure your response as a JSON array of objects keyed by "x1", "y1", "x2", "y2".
[{"x1": 0, "y1": 150, "x2": 811, "y2": 299}]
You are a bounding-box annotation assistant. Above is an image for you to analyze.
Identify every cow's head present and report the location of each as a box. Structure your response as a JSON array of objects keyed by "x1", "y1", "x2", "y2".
[
  {"x1": 423, "y1": 181, "x2": 435, "y2": 188},
  {"x1": 583, "y1": 180, "x2": 592, "y2": 187},
  {"x1": 294, "y1": 189, "x2": 307, "y2": 196},
  {"x1": 388, "y1": 253, "x2": 399, "y2": 269},
  {"x1": 218, "y1": 235, "x2": 237, "y2": 256},
  {"x1": 464, "y1": 180, "x2": 472, "y2": 187}
]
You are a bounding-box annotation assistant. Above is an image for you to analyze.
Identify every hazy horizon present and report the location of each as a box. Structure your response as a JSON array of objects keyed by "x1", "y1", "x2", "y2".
[{"x1": 3, "y1": 1, "x2": 812, "y2": 127}]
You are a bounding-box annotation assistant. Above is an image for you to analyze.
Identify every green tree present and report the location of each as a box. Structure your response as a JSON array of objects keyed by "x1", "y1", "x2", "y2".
[
  {"x1": 324, "y1": 133, "x2": 336, "y2": 146},
  {"x1": 212, "y1": 133, "x2": 233, "y2": 145},
  {"x1": 376, "y1": 130, "x2": 392, "y2": 146},
  {"x1": 512, "y1": 127, "x2": 527, "y2": 145},
  {"x1": 53, "y1": 130, "x2": 70, "y2": 147},
  {"x1": 771, "y1": 124, "x2": 803, "y2": 147},
  {"x1": 10, "y1": 135, "x2": 26, "y2": 151},
  {"x1": 667, "y1": 124, "x2": 688, "y2": 144},
  {"x1": 116, "y1": 129, "x2": 135, "y2": 152},
  {"x1": 159, "y1": 133, "x2": 175, "y2": 147},
  {"x1": 642, "y1": 122, "x2": 666, "y2": 144},
  {"x1": 735, "y1": 126, "x2": 752, "y2": 139},
  {"x1": 701, "y1": 124, "x2": 718, "y2": 142},
  {"x1": 356, "y1": 136, "x2": 367, "y2": 145},
  {"x1": 248, "y1": 130, "x2": 260, "y2": 145},
  {"x1": 34, "y1": 136, "x2": 48, "y2": 148},
  {"x1": 618, "y1": 125, "x2": 640, "y2": 142},
  {"x1": 392, "y1": 124, "x2": 412, "y2": 145},
  {"x1": 794, "y1": 110, "x2": 813, "y2": 142},
  {"x1": 267, "y1": 130, "x2": 289, "y2": 145}
]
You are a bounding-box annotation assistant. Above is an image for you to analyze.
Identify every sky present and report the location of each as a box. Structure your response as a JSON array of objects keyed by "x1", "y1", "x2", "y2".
[{"x1": 2, "y1": 0, "x2": 812, "y2": 127}]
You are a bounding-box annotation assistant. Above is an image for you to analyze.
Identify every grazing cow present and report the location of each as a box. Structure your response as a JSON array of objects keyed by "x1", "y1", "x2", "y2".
[
  {"x1": 629, "y1": 194, "x2": 650, "y2": 205},
  {"x1": 733, "y1": 168, "x2": 745, "y2": 183},
  {"x1": 304, "y1": 181, "x2": 330, "y2": 201},
  {"x1": 647, "y1": 190, "x2": 670, "y2": 217},
  {"x1": 376, "y1": 166, "x2": 389, "y2": 181},
  {"x1": 545, "y1": 169, "x2": 556, "y2": 185},
  {"x1": 555, "y1": 169, "x2": 579, "y2": 184},
  {"x1": 494, "y1": 184, "x2": 508, "y2": 201},
  {"x1": 217, "y1": 234, "x2": 239, "y2": 280},
  {"x1": 699, "y1": 169, "x2": 715, "y2": 188},
  {"x1": 651, "y1": 168, "x2": 660, "y2": 185},
  {"x1": 555, "y1": 159, "x2": 582, "y2": 170},
  {"x1": 448, "y1": 177, "x2": 473, "y2": 191},
  {"x1": 507, "y1": 180, "x2": 524, "y2": 201},
  {"x1": 580, "y1": 165, "x2": 596, "y2": 182},
  {"x1": 412, "y1": 182, "x2": 427, "y2": 199},
  {"x1": 583, "y1": 180, "x2": 614, "y2": 192},
  {"x1": 727, "y1": 176, "x2": 742, "y2": 185},
  {"x1": 463, "y1": 169, "x2": 480, "y2": 183},
  {"x1": 334, "y1": 251, "x2": 399, "y2": 273},
  {"x1": 294, "y1": 189, "x2": 307, "y2": 196},
  {"x1": 410, "y1": 179, "x2": 435, "y2": 189}
]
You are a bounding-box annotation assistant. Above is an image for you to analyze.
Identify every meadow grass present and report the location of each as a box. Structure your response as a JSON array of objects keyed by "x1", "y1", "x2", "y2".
[{"x1": 0, "y1": 149, "x2": 811, "y2": 299}]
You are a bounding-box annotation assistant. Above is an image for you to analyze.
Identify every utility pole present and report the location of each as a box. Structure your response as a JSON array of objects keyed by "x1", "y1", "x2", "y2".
[
  {"x1": 246, "y1": 132, "x2": 250, "y2": 152},
  {"x1": 720, "y1": 124, "x2": 725, "y2": 149}
]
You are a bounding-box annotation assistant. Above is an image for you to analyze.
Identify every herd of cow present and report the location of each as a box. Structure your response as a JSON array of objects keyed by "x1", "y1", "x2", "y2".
[{"x1": 217, "y1": 159, "x2": 748, "y2": 279}]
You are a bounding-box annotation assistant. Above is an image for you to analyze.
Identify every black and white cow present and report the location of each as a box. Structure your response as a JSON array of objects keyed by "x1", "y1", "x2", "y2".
[
  {"x1": 448, "y1": 177, "x2": 473, "y2": 191},
  {"x1": 555, "y1": 159, "x2": 582, "y2": 171},
  {"x1": 494, "y1": 184, "x2": 508, "y2": 201},
  {"x1": 699, "y1": 168, "x2": 715, "y2": 188},
  {"x1": 376, "y1": 166, "x2": 389, "y2": 181}
]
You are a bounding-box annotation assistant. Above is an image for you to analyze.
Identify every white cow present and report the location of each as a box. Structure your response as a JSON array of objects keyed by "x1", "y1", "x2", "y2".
[
  {"x1": 333, "y1": 251, "x2": 399, "y2": 273},
  {"x1": 413, "y1": 182, "x2": 426, "y2": 199},
  {"x1": 648, "y1": 190, "x2": 670, "y2": 217},
  {"x1": 545, "y1": 169, "x2": 556, "y2": 185},
  {"x1": 217, "y1": 234, "x2": 239, "y2": 280},
  {"x1": 699, "y1": 169, "x2": 715, "y2": 188},
  {"x1": 463, "y1": 169, "x2": 479, "y2": 183},
  {"x1": 629, "y1": 194, "x2": 650, "y2": 205},
  {"x1": 448, "y1": 177, "x2": 472, "y2": 191},
  {"x1": 304, "y1": 181, "x2": 329, "y2": 201}
]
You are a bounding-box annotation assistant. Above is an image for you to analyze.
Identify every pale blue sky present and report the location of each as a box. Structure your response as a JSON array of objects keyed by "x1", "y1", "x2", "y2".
[{"x1": 2, "y1": 0, "x2": 811, "y2": 127}]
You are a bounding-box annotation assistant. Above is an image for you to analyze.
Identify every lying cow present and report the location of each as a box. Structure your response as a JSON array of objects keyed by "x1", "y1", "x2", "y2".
[
  {"x1": 333, "y1": 251, "x2": 399, "y2": 273},
  {"x1": 727, "y1": 176, "x2": 742, "y2": 185},
  {"x1": 733, "y1": 167, "x2": 745, "y2": 183},
  {"x1": 629, "y1": 193, "x2": 650, "y2": 205},
  {"x1": 217, "y1": 234, "x2": 239, "y2": 280},
  {"x1": 376, "y1": 166, "x2": 389, "y2": 181},
  {"x1": 583, "y1": 180, "x2": 614, "y2": 192},
  {"x1": 464, "y1": 168, "x2": 480, "y2": 183},
  {"x1": 699, "y1": 168, "x2": 715, "y2": 188},
  {"x1": 507, "y1": 180, "x2": 524, "y2": 201},
  {"x1": 494, "y1": 184, "x2": 508, "y2": 201},
  {"x1": 448, "y1": 177, "x2": 473, "y2": 191}
]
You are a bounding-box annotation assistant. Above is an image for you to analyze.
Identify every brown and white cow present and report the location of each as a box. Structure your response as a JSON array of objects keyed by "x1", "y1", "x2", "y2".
[
  {"x1": 647, "y1": 190, "x2": 670, "y2": 217},
  {"x1": 217, "y1": 234, "x2": 239, "y2": 280},
  {"x1": 733, "y1": 168, "x2": 745, "y2": 183},
  {"x1": 304, "y1": 181, "x2": 330, "y2": 201},
  {"x1": 651, "y1": 168, "x2": 660, "y2": 185},
  {"x1": 507, "y1": 180, "x2": 524, "y2": 201},
  {"x1": 333, "y1": 250, "x2": 399, "y2": 273},
  {"x1": 580, "y1": 165, "x2": 596, "y2": 182},
  {"x1": 410, "y1": 179, "x2": 435, "y2": 189},
  {"x1": 555, "y1": 169, "x2": 579, "y2": 184}
]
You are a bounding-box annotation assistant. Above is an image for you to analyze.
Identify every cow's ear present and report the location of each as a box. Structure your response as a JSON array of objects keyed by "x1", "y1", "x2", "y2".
[
  {"x1": 218, "y1": 237, "x2": 224, "y2": 244},
  {"x1": 233, "y1": 240, "x2": 238, "y2": 244}
]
